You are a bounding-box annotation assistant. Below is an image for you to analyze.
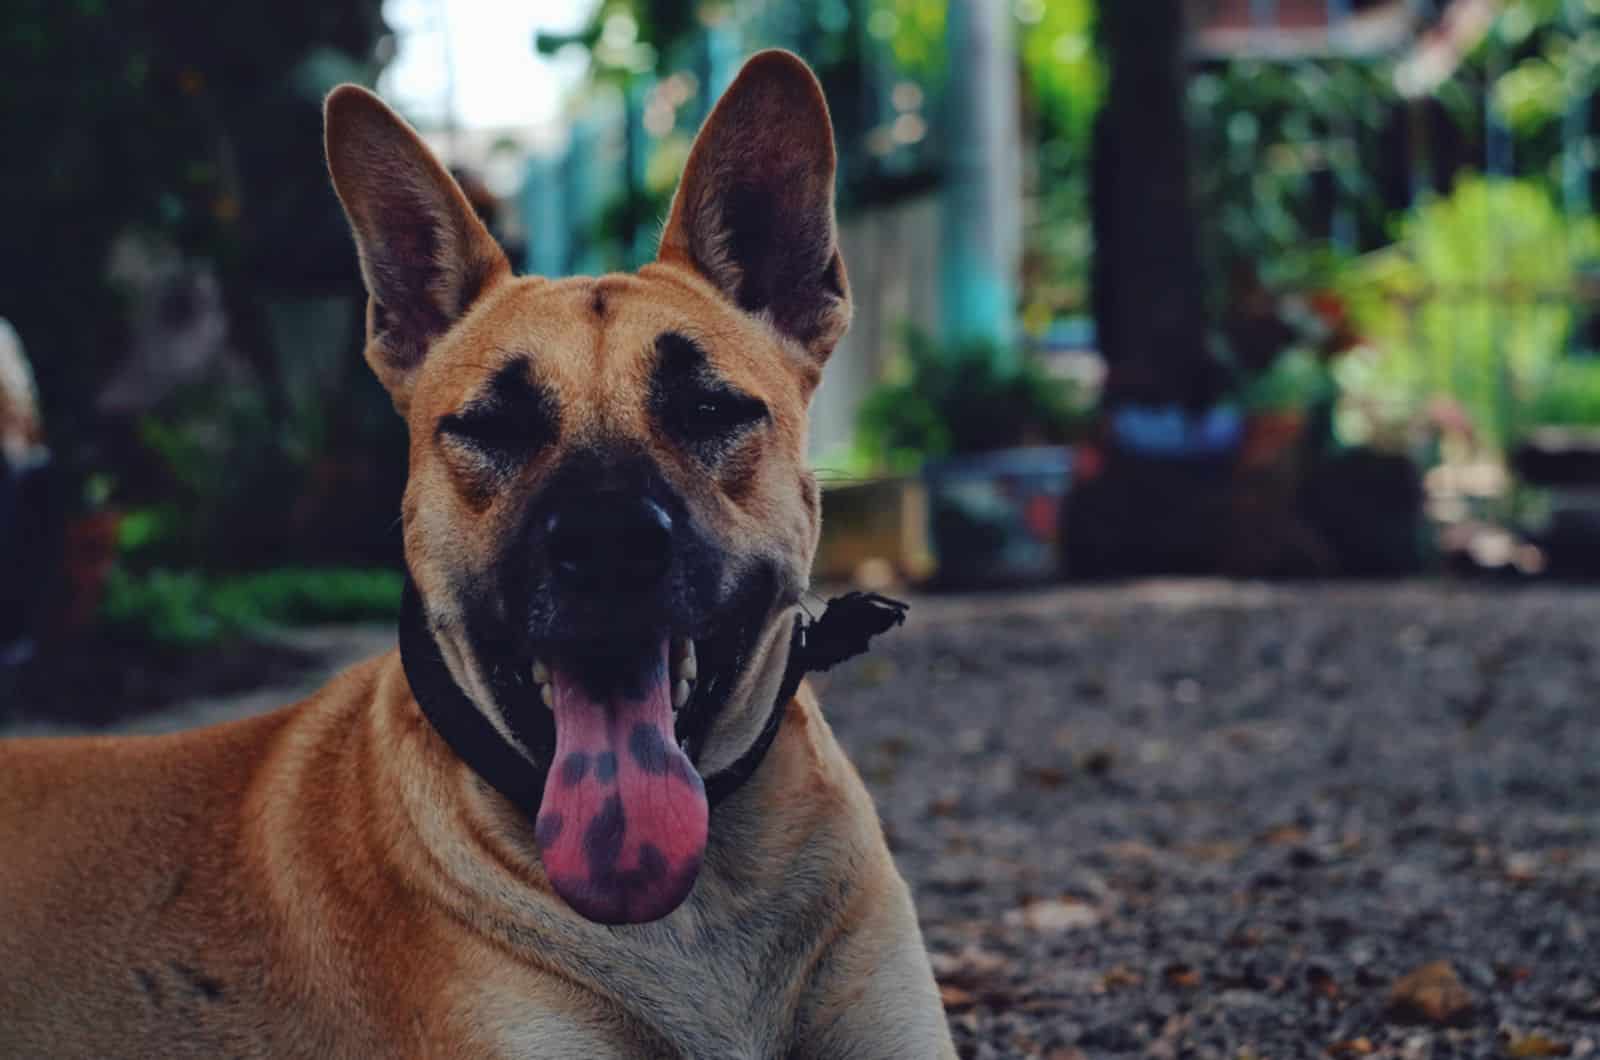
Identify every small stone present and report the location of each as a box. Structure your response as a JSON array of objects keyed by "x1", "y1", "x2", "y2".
[{"x1": 1004, "y1": 897, "x2": 1100, "y2": 933}]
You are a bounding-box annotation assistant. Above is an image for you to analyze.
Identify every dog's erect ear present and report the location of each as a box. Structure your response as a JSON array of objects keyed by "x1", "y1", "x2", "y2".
[
  {"x1": 658, "y1": 50, "x2": 851, "y2": 365},
  {"x1": 325, "y1": 85, "x2": 511, "y2": 412}
]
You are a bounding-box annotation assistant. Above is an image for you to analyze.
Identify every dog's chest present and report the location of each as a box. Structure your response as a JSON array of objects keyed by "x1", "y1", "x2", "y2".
[
  {"x1": 475, "y1": 876, "x2": 837, "y2": 1059},
  {"x1": 482, "y1": 934, "x2": 801, "y2": 1059}
]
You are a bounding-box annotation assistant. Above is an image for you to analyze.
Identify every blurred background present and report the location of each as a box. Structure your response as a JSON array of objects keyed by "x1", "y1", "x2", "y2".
[{"x1": 1, "y1": 0, "x2": 1597, "y2": 714}]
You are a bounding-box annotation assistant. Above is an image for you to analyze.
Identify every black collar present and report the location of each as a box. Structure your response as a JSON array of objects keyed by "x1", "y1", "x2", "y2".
[{"x1": 397, "y1": 580, "x2": 907, "y2": 819}]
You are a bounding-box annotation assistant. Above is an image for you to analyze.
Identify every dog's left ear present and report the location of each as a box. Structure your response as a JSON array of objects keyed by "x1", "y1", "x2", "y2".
[{"x1": 658, "y1": 50, "x2": 851, "y2": 367}]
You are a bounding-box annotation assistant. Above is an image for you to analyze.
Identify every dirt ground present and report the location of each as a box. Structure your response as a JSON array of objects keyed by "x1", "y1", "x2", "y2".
[
  {"x1": 8, "y1": 581, "x2": 1600, "y2": 1058},
  {"x1": 815, "y1": 581, "x2": 1600, "y2": 1059}
]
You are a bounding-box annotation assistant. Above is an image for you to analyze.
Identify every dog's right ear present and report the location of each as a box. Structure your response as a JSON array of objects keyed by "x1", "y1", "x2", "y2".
[{"x1": 325, "y1": 85, "x2": 511, "y2": 414}]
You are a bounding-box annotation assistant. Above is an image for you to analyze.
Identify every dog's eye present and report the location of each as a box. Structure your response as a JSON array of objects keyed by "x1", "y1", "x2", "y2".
[
  {"x1": 438, "y1": 409, "x2": 552, "y2": 457},
  {"x1": 436, "y1": 362, "x2": 559, "y2": 466},
  {"x1": 680, "y1": 391, "x2": 769, "y2": 440}
]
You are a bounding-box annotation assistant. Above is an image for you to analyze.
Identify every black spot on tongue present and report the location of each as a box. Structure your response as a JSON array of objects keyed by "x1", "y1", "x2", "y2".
[
  {"x1": 629, "y1": 723, "x2": 672, "y2": 774},
  {"x1": 536, "y1": 641, "x2": 708, "y2": 924}
]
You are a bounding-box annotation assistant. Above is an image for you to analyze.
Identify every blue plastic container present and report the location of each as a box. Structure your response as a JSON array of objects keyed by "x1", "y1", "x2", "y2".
[{"x1": 921, "y1": 446, "x2": 1073, "y2": 587}]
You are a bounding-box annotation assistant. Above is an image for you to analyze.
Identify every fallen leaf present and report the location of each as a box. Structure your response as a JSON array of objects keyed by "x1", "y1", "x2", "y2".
[
  {"x1": 1325, "y1": 1038, "x2": 1374, "y2": 1057},
  {"x1": 1101, "y1": 965, "x2": 1144, "y2": 992},
  {"x1": 1506, "y1": 1032, "x2": 1572, "y2": 1058},
  {"x1": 1386, "y1": 960, "x2": 1475, "y2": 1027},
  {"x1": 1165, "y1": 963, "x2": 1202, "y2": 989},
  {"x1": 927, "y1": 795, "x2": 960, "y2": 817},
  {"x1": 938, "y1": 983, "x2": 977, "y2": 1011}
]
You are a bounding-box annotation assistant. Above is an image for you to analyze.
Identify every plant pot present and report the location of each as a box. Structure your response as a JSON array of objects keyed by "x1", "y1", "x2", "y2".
[
  {"x1": 814, "y1": 477, "x2": 932, "y2": 586},
  {"x1": 922, "y1": 446, "x2": 1072, "y2": 589},
  {"x1": 1240, "y1": 409, "x2": 1308, "y2": 468},
  {"x1": 48, "y1": 508, "x2": 123, "y2": 638},
  {"x1": 1512, "y1": 427, "x2": 1600, "y2": 487}
]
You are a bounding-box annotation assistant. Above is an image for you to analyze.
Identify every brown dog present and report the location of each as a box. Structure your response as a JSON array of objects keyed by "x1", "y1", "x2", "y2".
[{"x1": 0, "y1": 52, "x2": 955, "y2": 1058}]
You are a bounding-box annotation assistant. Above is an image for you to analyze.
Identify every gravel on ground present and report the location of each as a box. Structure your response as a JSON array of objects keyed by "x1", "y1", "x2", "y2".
[{"x1": 814, "y1": 581, "x2": 1600, "y2": 1059}]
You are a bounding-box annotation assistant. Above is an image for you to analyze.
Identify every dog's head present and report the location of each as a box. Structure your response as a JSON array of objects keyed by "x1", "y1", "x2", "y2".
[{"x1": 325, "y1": 51, "x2": 848, "y2": 925}]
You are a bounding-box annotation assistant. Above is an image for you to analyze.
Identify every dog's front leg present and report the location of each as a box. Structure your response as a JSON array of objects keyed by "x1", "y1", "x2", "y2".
[{"x1": 789, "y1": 872, "x2": 956, "y2": 1060}]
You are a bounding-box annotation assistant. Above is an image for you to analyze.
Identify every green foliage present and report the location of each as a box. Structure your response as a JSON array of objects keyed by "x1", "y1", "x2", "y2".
[
  {"x1": 1188, "y1": 59, "x2": 1392, "y2": 315},
  {"x1": 874, "y1": 0, "x2": 1101, "y2": 145},
  {"x1": 102, "y1": 569, "x2": 230, "y2": 647},
  {"x1": 207, "y1": 568, "x2": 405, "y2": 625},
  {"x1": 1495, "y1": 56, "x2": 1569, "y2": 134},
  {"x1": 129, "y1": 371, "x2": 320, "y2": 567},
  {"x1": 1339, "y1": 177, "x2": 1600, "y2": 449},
  {"x1": 1445, "y1": 0, "x2": 1600, "y2": 193},
  {"x1": 869, "y1": 0, "x2": 947, "y2": 77},
  {"x1": 1238, "y1": 347, "x2": 1336, "y2": 413},
  {"x1": 855, "y1": 329, "x2": 1090, "y2": 472},
  {"x1": 1018, "y1": 0, "x2": 1101, "y2": 151},
  {"x1": 1523, "y1": 355, "x2": 1600, "y2": 429},
  {"x1": 1486, "y1": 0, "x2": 1600, "y2": 135},
  {"x1": 101, "y1": 566, "x2": 403, "y2": 647}
]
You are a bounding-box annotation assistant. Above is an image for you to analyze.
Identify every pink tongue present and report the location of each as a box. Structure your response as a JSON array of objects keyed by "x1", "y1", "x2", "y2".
[{"x1": 533, "y1": 642, "x2": 707, "y2": 925}]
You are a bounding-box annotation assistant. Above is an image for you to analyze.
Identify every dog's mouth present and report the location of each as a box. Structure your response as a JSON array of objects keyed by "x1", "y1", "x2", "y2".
[{"x1": 481, "y1": 577, "x2": 775, "y2": 926}]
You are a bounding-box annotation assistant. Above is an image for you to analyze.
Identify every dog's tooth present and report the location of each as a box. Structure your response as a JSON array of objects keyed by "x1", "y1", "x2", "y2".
[
  {"x1": 672, "y1": 679, "x2": 691, "y2": 709},
  {"x1": 532, "y1": 659, "x2": 550, "y2": 684},
  {"x1": 680, "y1": 653, "x2": 697, "y2": 683},
  {"x1": 540, "y1": 683, "x2": 555, "y2": 710}
]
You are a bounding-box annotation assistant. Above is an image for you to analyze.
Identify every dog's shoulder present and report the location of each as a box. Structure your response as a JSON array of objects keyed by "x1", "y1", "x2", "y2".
[{"x1": 766, "y1": 683, "x2": 881, "y2": 826}]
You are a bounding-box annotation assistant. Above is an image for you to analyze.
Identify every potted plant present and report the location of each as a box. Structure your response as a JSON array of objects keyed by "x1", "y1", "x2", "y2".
[
  {"x1": 849, "y1": 329, "x2": 1090, "y2": 588},
  {"x1": 1236, "y1": 345, "x2": 1336, "y2": 468},
  {"x1": 1513, "y1": 356, "x2": 1600, "y2": 486},
  {"x1": 1504, "y1": 356, "x2": 1600, "y2": 577}
]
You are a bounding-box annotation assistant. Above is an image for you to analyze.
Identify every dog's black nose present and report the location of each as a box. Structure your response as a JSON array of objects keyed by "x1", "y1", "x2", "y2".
[{"x1": 545, "y1": 493, "x2": 674, "y2": 590}]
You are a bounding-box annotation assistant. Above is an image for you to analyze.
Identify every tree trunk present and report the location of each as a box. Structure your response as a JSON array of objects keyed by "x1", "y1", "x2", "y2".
[{"x1": 1092, "y1": 0, "x2": 1219, "y2": 409}]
